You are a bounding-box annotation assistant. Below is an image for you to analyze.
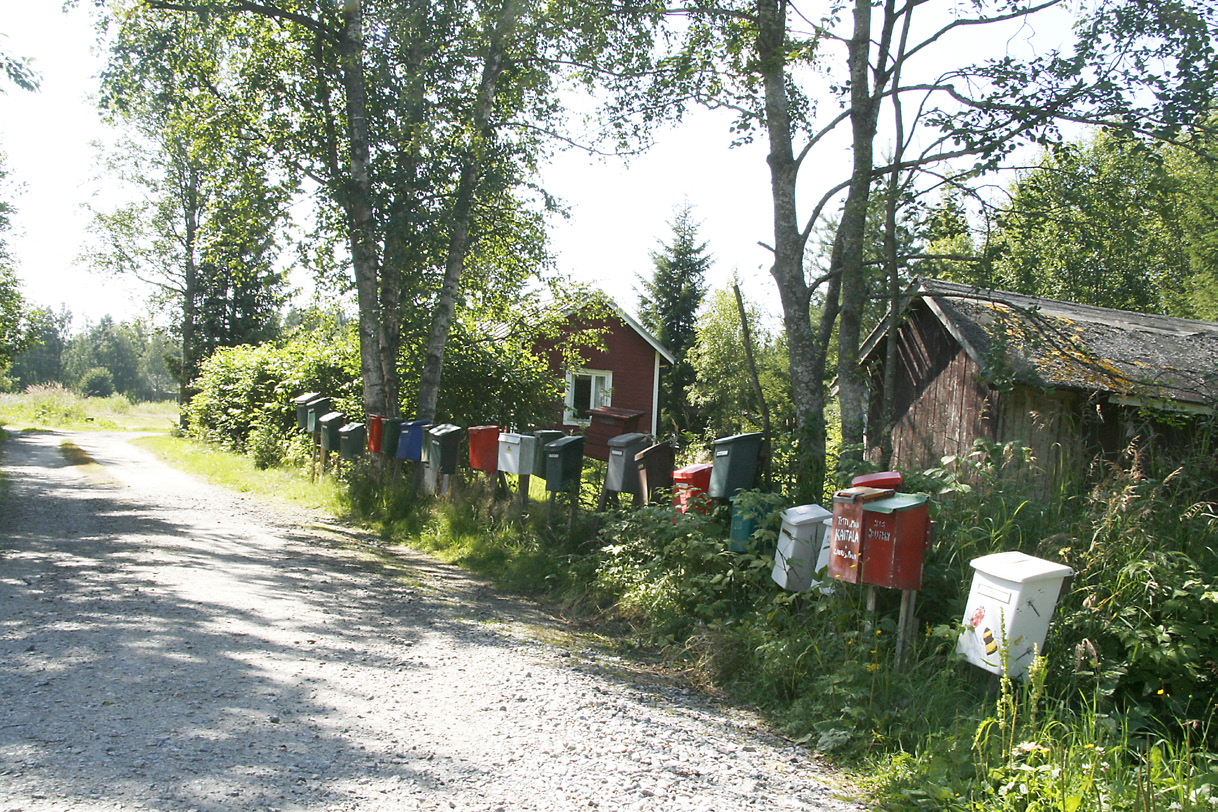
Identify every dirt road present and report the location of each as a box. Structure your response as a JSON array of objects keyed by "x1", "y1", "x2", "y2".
[{"x1": 0, "y1": 430, "x2": 865, "y2": 812}]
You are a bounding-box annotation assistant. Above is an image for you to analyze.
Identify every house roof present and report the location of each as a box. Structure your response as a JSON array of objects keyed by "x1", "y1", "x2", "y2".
[
  {"x1": 862, "y1": 278, "x2": 1218, "y2": 409},
  {"x1": 486, "y1": 292, "x2": 676, "y2": 364}
]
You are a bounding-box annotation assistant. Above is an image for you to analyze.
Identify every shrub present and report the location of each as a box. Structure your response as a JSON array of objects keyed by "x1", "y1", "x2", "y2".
[{"x1": 80, "y1": 367, "x2": 115, "y2": 398}]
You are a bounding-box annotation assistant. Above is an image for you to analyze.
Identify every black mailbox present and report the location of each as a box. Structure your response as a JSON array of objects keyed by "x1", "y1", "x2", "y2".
[
  {"x1": 380, "y1": 417, "x2": 403, "y2": 456},
  {"x1": 707, "y1": 431, "x2": 765, "y2": 499},
  {"x1": 294, "y1": 392, "x2": 321, "y2": 431},
  {"x1": 635, "y1": 441, "x2": 675, "y2": 505},
  {"x1": 426, "y1": 423, "x2": 463, "y2": 475},
  {"x1": 306, "y1": 397, "x2": 332, "y2": 434},
  {"x1": 605, "y1": 432, "x2": 653, "y2": 495},
  {"x1": 532, "y1": 430, "x2": 563, "y2": 477},
  {"x1": 319, "y1": 411, "x2": 345, "y2": 453},
  {"x1": 339, "y1": 422, "x2": 366, "y2": 460},
  {"x1": 545, "y1": 435, "x2": 585, "y2": 493}
]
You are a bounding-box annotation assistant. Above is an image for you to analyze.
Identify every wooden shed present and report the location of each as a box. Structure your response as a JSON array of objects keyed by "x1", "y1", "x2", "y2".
[{"x1": 860, "y1": 279, "x2": 1218, "y2": 486}]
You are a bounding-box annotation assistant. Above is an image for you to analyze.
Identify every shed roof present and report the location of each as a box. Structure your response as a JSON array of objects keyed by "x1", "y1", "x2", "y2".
[{"x1": 862, "y1": 278, "x2": 1218, "y2": 408}]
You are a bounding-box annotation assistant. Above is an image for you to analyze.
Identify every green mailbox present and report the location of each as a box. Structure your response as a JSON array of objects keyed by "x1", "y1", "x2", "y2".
[
  {"x1": 707, "y1": 432, "x2": 765, "y2": 499},
  {"x1": 532, "y1": 430, "x2": 563, "y2": 478},
  {"x1": 294, "y1": 392, "x2": 321, "y2": 431},
  {"x1": 339, "y1": 422, "x2": 366, "y2": 460},
  {"x1": 380, "y1": 417, "x2": 404, "y2": 456},
  {"x1": 426, "y1": 423, "x2": 463, "y2": 475},
  {"x1": 306, "y1": 397, "x2": 332, "y2": 434},
  {"x1": 545, "y1": 435, "x2": 585, "y2": 493},
  {"x1": 318, "y1": 411, "x2": 345, "y2": 453},
  {"x1": 725, "y1": 499, "x2": 764, "y2": 555}
]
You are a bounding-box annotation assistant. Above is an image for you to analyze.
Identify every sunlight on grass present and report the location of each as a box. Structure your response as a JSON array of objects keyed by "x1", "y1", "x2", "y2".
[
  {"x1": 133, "y1": 435, "x2": 346, "y2": 514},
  {"x1": 0, "y1": 386, "x2": 179, "y2": 431}
]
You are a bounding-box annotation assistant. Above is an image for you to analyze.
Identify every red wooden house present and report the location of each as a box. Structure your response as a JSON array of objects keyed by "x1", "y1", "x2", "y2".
[{"x1": 535, "y1": 296, "x2": 676, "y2": 457}]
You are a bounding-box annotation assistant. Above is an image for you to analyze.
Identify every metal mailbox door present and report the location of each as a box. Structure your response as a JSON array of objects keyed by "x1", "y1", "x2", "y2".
[
  {"x1": 605, "y1": 433, "x2": 652, "y2": 495},
  {"x1": 707, "y1": 432, "x2": 764, "y2": 499},
  {"x1": 545, "y1": 435, "x2": 585, "y2": 492},
  {"x1": 380, "y1": 418, "x2": 403, "y2": 456},
  {"x1": 397, "y1": 419, "x2": 431, "y2": 462},
  {"x1": 319, "y1": 411, "x2": 345, "y2": 452},
  {"x1": 532, "y1": 431, "x2": 563, "y2": 477},
  {"x1": 468, "y1": 426, "x2": 499, "y2": 472},
  {"x1": 366, "y1": 415, "x2": 384, "y2": 454}
]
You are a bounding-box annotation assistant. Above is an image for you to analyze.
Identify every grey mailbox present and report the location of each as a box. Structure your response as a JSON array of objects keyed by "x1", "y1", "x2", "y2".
[
  {"x1": 605, "y1": 432, "x2": 653, "y2": 495},
  {"x1": 294, "y1": 392, "x2": 321, "y2": 431},
  {"x1": 707, "y1": 432, "x2": 764, "y2": 499}
]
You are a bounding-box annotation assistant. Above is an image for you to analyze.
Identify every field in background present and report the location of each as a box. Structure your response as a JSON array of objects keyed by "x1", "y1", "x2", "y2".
[{"x1": 0, "y1": 385, "x2": 179, "y2": 432}]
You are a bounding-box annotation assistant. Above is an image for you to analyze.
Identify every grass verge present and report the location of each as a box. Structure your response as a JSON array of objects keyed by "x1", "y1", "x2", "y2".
[{"x1": 133, "y1": 435, "x2": 346, "y2": 514}]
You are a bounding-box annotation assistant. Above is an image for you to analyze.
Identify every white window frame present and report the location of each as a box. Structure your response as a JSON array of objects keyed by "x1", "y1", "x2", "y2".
[{"x1": 563, "y1": 368, "x2": 613, "y2": 426}]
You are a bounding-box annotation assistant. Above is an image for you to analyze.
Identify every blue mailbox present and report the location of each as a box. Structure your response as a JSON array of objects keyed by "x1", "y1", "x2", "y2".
[{"x1": 395, "y1": 419, "x2": 432, "y2": 461}]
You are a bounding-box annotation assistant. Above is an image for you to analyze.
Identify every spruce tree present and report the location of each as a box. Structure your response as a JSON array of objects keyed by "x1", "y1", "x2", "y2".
[{"x1": 638, "y1": 203, "x2": 711, "y2": 436}]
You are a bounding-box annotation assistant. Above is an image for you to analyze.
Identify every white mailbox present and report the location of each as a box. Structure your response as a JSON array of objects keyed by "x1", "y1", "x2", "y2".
[
  {"x1": 772, "y1": 505, "x2": 833, "y2": 592},
  {"x1": 497, "y1": 433, "x2": 535, "y2": 476},
  {"x1": 958, "y1": 551, "x2": 1073, "y2": 679}
]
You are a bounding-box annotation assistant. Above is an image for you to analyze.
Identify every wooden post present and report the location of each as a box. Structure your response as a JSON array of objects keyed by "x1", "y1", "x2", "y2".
[
  {"x1": 518, "y1": 474, "x2": 531, "y2": 508},
  {"x1": 895, "y1": 588, "x2": 917, "y2": 667}
]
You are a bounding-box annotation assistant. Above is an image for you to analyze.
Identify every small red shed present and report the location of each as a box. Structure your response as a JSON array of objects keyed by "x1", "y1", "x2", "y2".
[{"x1": 535, "y1": 295, "x2": 676, "y2": 441}]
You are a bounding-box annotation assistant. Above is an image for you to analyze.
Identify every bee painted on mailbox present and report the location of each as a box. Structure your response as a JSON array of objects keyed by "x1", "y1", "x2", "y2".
[{"x1": 982, "y1": 627, "x2": 998, "y2": 655}]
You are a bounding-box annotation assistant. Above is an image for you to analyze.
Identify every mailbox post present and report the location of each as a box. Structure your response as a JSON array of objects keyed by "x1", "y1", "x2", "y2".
[{"x1": 830, "y1": 485, "x2": 932, "y2": 665}]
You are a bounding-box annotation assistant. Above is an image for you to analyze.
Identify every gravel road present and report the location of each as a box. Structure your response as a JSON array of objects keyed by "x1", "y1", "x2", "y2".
[{"x1": 0, "y1": 430, "x2": 868, "y2": 812}]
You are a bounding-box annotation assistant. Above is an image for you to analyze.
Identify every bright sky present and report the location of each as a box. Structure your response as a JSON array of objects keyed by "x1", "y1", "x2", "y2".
[{"x1": 0, "y1": 4, "x2": 784, "y2": 335}]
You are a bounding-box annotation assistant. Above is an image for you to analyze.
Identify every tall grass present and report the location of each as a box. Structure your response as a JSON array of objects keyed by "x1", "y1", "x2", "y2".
[{"x1": 0, "y1": 385, "x2": 179, "y2": 431}]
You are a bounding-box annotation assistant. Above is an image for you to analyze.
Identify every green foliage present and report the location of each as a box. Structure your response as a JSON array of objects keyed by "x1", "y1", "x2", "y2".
[
  {"x1": 79, "y1": 367, "x2": 116, "y2": 399},
  {"x1": 185, "y1": 320, "x2": 361, "y2": 454},
  {"x1": 966, "y1": 130, "x2": 1218, "y2": 318},
  {"x1": 688, "y1": 286, "x2": 793, "y2": 440},
  {"x1": 62, "y1": 317, "x2": 179, "y2": 402}
]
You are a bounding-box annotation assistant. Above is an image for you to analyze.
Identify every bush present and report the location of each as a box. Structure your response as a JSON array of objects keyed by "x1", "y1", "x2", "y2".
[
  {"x1": 80, "y1": 367, "x2": 115, "y2": 398},
  {"x1": 186, "y1": 323, "x2": 361, "y2": 456}
]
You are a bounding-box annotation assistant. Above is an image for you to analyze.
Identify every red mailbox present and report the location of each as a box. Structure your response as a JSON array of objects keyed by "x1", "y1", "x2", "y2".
[
  {"x1": 468, "y1": 425, "x2": 500, "y2": 472},
  {"x1": 673, "y1": 463, "x2": 713, "y2": 515},
  {"x1": 830, "y1": 487, "x2": 930, "y2": 590},
  {"x1": 367, "y1": 414, "x2": 385, "y2": 454}
]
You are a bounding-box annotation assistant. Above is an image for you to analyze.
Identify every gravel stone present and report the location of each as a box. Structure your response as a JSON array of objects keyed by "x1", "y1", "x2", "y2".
[{"x1": 0, "y1": 430, "x2": 869, "y2": 811}]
